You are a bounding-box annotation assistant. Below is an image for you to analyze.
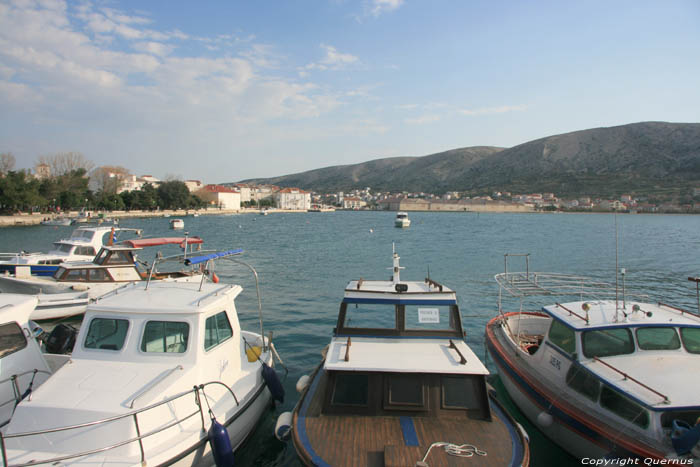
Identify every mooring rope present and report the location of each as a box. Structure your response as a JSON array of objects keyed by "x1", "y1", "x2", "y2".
[{"x1": 416, "y1": 441, "x2": 487, "y2": 466}]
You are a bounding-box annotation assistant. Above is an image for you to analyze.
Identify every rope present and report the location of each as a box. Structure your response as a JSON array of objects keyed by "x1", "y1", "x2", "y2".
[{"x1": 418, "y1": 442, "x2": 487, "y2": 466}]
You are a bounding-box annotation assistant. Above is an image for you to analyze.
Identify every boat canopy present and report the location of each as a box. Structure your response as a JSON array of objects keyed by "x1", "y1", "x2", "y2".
[
  {"x1": 184, "y1": 249, "x2": 243, "y2": 266},
  {"x1": 123, "y1": 237, "x2": 203, "y2": 249}
]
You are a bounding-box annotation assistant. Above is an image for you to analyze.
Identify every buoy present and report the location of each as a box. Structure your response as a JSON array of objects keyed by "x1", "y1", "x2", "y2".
[
  {"x1": 261, "y1": 362, "x2": 285, "y2": 403},
  {"x1": 246, "y1": 345, "x2": 262, "y2": 362},
  {"x1": 296, "y1": 374, "x2": 310, "y2": 394},
  {"x1": 208, "y1": 419, "x2": 235, "y2": 466},
  {"x1": 537, "y1": 412, "x2": 553, "y2": 427},
  {"x1": 275, "y1": 411, "x2": 293, "y2": 441},
  {"x1": 211, "y1": 272, "x2": 219, "y2": 283}
]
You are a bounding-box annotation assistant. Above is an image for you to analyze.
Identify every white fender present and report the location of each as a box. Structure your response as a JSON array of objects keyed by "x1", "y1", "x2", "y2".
[
  {"x1": 296, "y1": 374, "x2": 310, "y2": 394},
  {"x1": 537, "y1": 411, "x2": 553, "y2": 427},
  {"x1": 275, "y1": 411, "x2": 293, "y2": 441}
]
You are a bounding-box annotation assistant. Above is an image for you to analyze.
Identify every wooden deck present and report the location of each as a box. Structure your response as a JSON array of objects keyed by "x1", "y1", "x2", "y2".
[{"x1": 295, "y1": 410, "x2": 522, "y2": 466}]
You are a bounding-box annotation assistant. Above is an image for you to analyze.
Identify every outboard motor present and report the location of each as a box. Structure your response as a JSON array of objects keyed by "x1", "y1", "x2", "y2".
[{"x1": 44, "y1": 324, "x2": 78, "y2": 354}]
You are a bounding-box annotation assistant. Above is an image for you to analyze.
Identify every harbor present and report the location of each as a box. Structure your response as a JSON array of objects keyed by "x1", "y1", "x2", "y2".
[{"x1": 1, "y1": 210, "x2": 699, "y2": 465}]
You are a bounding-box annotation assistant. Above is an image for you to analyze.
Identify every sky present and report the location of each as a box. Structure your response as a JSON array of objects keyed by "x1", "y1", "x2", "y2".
[{"x1": 1, "y1": 0, "x2": 699, "y2": 184}]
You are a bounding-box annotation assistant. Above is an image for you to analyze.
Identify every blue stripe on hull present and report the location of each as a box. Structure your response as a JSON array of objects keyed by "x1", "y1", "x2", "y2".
[{"x1": 0, "y1": 264, "x2": 58, "y2": 276}]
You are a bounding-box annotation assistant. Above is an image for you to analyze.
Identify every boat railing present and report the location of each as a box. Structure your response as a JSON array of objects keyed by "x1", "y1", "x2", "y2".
[
  {"x1": 657, "y1": 302, "x2": 700, "y2": 322},
  {"x1": 592, "y1": 356, "x2": 670, "y2": 405},
  {"x1": 0, "y1": 381, "x2": 239, "y2": 467},
  {"x1": 129, "y1": 365, "x2": 183, "y2": 408},
  {"x1": 0, "y1": 369, "x2": 52, "y2": 428}
]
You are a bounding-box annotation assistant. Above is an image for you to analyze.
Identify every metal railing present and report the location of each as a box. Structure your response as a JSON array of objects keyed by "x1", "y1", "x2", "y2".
[{"x1": 0, "y1": 381, "x2": 240, "y2": 467}]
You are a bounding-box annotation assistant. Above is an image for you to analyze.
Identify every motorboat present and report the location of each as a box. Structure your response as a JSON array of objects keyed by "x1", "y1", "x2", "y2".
[
  {"x1": 170, "y1": 219, "x2": 184, "y2": 230},
  {"x1": 0, "y1": 250, "x2": 286, "y2": 465},
  {"x1": 0, "y1": 295, "x2": 53, "y2": 430},
  {"x1": 394, "y1": 211, "x2": 410, "y2": 228},
  {"x1": 0, "y1": 237, "x2": 206, "y2": 320},
  {"x1": 0, "y1": 226, "x2": 142, "y2": 277},
  {"x1": 485, "y1": 254, "x2": 700, "y2": 462},
  {"x1": 280, "y1": 247, "x2": 529, "y2": 466},
  {"x1": 39, "y1": 217, "x2": 72, "y2": 226}
]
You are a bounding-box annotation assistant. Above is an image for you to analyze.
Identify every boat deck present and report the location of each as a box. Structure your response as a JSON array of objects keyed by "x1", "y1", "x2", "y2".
[
  {"x1": 294, "y1": 369, "x2": 521, "y2": 466},
  {"x1": 298, "y1": 413, "x2": 517, "y2": 466}
]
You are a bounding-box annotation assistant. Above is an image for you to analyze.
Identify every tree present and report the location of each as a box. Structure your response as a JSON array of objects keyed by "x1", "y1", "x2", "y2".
[
  {"x1": 36, "y1": 152, "x2": 94, "y2": 177},
  {"x1": 157, "y1": 180, "x2": 190, "y2": 209},
  {"x1": 0, "y1": 170, "x2": 44, "y2": 213},
  {"x1": 90, "y1": 166, "x2": 131, "y2": 194},
  {"x1": 0, "y1": 153, "x2": 15, "y2": 175}
]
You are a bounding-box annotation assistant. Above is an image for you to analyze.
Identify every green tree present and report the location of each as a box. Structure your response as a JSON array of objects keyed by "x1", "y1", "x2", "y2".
[
  {"x1": 157, "y1": 181, "x2": 190, "y2": 209},
  {"x1": 0, "y1": 170, "x2": 45, "y2": 213}
]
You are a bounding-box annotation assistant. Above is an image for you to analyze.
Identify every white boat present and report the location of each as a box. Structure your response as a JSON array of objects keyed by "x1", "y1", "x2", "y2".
[
  {"x1": 1, "y1": 250, "x2": 286, "y2": 465},
  {"x1": 0, "y1": 226, "x2": 142, "y2": 277},
  {"x1": 394, "y1": 211, "x2": 411, "y2": 228},
  {"x1": 39, "y1": 217, "x2": 72, "y2": 227},
  {"x1": 0, "y1": 295, "x2": 53, "y2": 430},
  {"x1": 170, "y1": 219, "x2": 184, "y2": 229},
  {"x1": 485, "y1": 254, "x2": 700, "y2": 462},
  {"x1": 283, "y1": 247, "x2": 529, "y2": 466}
]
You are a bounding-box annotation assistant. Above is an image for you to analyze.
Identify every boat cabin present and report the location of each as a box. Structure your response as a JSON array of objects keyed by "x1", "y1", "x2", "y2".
[
  {"x1": 51, "y1": 246, "x2": 145, "y2": 283},
  {"x1": 322, "y1": 276, "x2": 491, "y2": 421}
]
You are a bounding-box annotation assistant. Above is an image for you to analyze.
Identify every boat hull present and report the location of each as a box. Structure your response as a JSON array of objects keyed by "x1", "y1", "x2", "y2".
[
  {"x1": 0, "y1": 264, "x2": 59, "y2": 277},
  {"x1": 485, "y1": 315, "x2": 663, "y2": 461}
]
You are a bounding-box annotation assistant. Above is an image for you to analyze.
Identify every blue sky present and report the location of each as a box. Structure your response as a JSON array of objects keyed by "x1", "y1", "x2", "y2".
[{"x1": 1, "y1": 0, "x2": 699, "y2": 183}]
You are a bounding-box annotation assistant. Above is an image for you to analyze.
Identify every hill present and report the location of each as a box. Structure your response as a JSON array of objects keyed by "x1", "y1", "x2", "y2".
[{"x1": 239, "y1": 122, "x2": 700, "y2": 198}]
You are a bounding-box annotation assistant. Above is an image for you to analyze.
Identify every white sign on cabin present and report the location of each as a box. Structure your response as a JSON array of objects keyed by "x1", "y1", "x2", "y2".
[{"x1": 418, "y1": 308, "x2": 440, "y2": 324}]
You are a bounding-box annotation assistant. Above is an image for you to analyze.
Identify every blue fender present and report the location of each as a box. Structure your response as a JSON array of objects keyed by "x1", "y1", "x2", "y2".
[
  {"x1": 208, "y1": 419, "x2": 235, "y2": 466},
  {"x1": 262, "y1": 362, "x2": 285, "y2": 403}
]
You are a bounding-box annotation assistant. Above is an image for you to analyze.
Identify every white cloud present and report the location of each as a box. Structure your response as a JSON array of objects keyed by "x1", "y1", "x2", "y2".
[
  {"x1": 404, "y1": 114, "x2": 440, "y2": 125},
  {"x1": 458, "y1": 105, "x2": 527, "y2": 116},
  {"x1": 305, "y1": 44, "x2": 359, "y2": 71},
  {"x1": 131, "y1": 41, "x2": 173, "y2": 57},
  {"x1": 370, "y1": 0, "x2": 405, "y2": 17}
]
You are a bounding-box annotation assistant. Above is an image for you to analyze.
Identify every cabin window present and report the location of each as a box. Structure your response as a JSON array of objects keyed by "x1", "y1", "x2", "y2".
[
  {"x1": 600, "y1": 385, "x2": 649, "y2": 428},
  {"x1": 106, "y1": 250, "x2": 133, "y2": 265},
  {"x1": 64, "y1": 269, "x2": 88, "y2": 282},
  {"x1": 53, "y1": 267, "x2": 66, "y2": 279},
  {"x1": 204, "y1": 311, "x2": 233, "y2": 351},
  {"x1": 94, "y1": 249, "x2": 110, "y2": 265},
  {"x1": 404, "y1": 305, "x2": 457, "y2": 332},
  {"x1": 343, "y1": 303, "x2": 396, "y2": 329},
  {"x1": 331, "y1": 373, "x2": 368, "y2": 406},
  {"x1": 84, "y1": 318, "x2": 129, "y2": 351},
  {"x1": 141, "y1": 321, "x2": 189, "y2": 353},
  {"x1": 441, "y1": 375, "x2": 481, "y2": 409},
  {"x1": 636, "y1": 327, "x2": 680, "y2": 351},
  {"x1": 680, "y1": 328, "x2": 700, "y2": 354},
  {"x1": 54, "y1": 243, "x2": 73, "y2": 253},
  {"x1": 0, "y1": 323, "x2": 27, "y2": 359},
  {"x1": 548, "y1": 319, "x2": 576, "y2": 354},
  {"x1": 582, "y1": 328, "x2": 634, "y2": 358},
  {"x1": 88, "y1": 268, "x2": 110, "y2": 281},
  {"x1": 385, "y1": 374, "x2": 425, "y2": 409},
  {"x1": 75, "y1": 246, "x2": 96, "y2": 257},
  {"x1": 565, "y1": 364, "x2": 600, "y2": 402}
]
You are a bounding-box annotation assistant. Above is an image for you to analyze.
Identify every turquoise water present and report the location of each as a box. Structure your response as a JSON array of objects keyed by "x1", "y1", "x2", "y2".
[{"x1": 3, "y1": 211, "x2": 700, "y2": 466}]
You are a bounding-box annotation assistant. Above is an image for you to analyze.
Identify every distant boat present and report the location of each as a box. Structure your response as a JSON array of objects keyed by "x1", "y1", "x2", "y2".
[
  {"x1": 280, "y1": 247, "x2": 530, "y2": 466},
  {"x1": 170, "y1": 218, "x2": 184, "y2": 229},
  {"x1": 394, "y1": 211, "x2": 411, "y2": 228},
  {"x1": 260, "y1": 209, "x2": 269, "y2": 215},
  {"x1": 40, "y1": 217, "x2": 72, "y2": 226}
]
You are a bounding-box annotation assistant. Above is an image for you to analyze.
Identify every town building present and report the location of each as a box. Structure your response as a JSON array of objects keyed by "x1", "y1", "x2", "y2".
[
  {"x1": 196, "y1": 185, "x2": 241, "y2": 210},
  {"x1": 274, "y1": 187, "x2": 311, "y2": 210}
]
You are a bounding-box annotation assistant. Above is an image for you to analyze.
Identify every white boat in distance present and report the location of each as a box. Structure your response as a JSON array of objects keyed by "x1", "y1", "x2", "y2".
[
  {"x1": 0, "y1": 225, "x2": 142, "y2": 277},
  {"x1": 485, "y1": 254, "x2": 700, "y2": 462},
  {"x1": 394, "y1": 211, "x2": 410, "y2": 228},
  {"x1": 39, "y1": 217, "x2": 72, "y2": 227},
  {"x1": 1, "y1": 250, "x2": 286, "y2": 466},
  {"x1": 170, "y1": 219, "x2": 184, "y2": 230}
]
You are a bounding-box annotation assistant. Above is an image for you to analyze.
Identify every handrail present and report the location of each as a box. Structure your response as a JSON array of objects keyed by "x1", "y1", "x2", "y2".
[
  {"x1": 592, "y1": 356, "x2": 669, "y2": 404},
  {"x1": 658, "y1": 302, "x2": 700, "y2": 320},
  {"x1": 555, "y1": 302, "x2": 589, "y2": 323},
  {"x1": 0, "y1": 380, "x2": 242, "y2": 467},
  {"x1": 0, "y1": 369, "x2": 51, "y2": 387},
  {"x1": 448, "y1": 339, "x2": 467, "y2": 364},
  {"x1": 129, "y1": 365, "x2": 183, "y2": 408}
]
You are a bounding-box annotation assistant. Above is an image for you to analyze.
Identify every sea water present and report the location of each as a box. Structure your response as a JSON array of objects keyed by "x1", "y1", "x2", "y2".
[{"x1": 4, "y1": 211, "x2": 700, "y2": 466}]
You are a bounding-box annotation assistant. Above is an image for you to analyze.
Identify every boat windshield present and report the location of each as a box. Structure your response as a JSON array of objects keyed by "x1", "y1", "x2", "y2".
[
  {"x1": 84, "y1": 318, "x2": 129, "y2": 351},
  {"x1": 344, "y1": 303, "x2": 396, "y2": 329},
  {"x1": 53, "y1": 243, "x2": 74, "y2": 254},
  {"x1": 0, "y1": 323, "x2": 28, "y2": 359},
  {"x1": 680, "y1": 328, "x2": 700, "y2": 354},
  {"x1": 582, "y1": 328, "x2": 635, "y2": 358},
  {"x1": 404, "y1": 304, "x2": 458, "y2": 332},
  {"x1": 636, "y1": 327, "x2": 681, "y2": 351},
  {"x1": 72, "y1": 230, "x2": 95, "y2": 240},
  {"x1": 141, "y1": 321, "x2": 189, "y2": 353}
]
